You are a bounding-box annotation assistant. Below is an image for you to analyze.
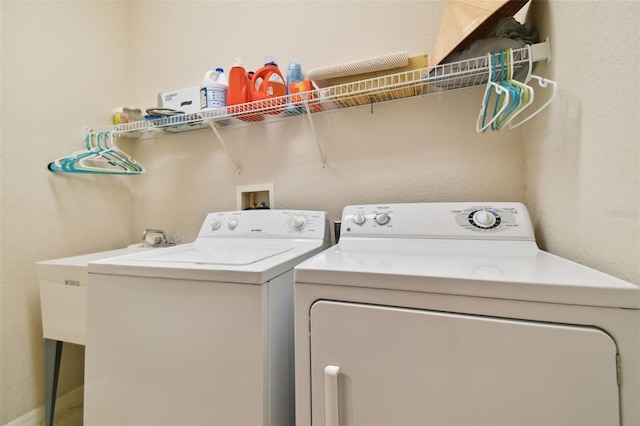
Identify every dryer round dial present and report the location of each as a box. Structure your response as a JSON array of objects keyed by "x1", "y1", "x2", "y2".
[
  {"x1": 210, "y1": 219, "x2": 222, "y2": 231},
  {"x1": 227, "y1": 218, "x2": 239, "y2": 230},
  {"x1": 471, "y1": 210, "x2": 498, "y2": 228}
]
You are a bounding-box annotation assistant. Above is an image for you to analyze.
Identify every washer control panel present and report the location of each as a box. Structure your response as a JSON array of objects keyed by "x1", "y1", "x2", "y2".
[
  {"x1": 197, "y1": 210, "x2": 328, "y2": 239},
  {"x1": 341, "y1": 202, "x2": 534, "y2": 241}
]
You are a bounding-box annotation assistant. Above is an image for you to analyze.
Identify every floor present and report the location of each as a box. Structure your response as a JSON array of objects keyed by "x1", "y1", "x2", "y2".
[{"x1": 49, "y1": 402, "x2": 83, "y2": 426}]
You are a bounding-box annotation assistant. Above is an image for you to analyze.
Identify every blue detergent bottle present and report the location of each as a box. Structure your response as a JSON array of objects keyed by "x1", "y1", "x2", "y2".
[{"x1": 285, "y1": 61, "x2": 303, "y2": 115}]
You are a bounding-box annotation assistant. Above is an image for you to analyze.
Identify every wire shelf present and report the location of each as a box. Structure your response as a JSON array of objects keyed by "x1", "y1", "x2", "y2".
[
  {"x1": 57, "y1": 41, "x2": 550, "y2": 174},
  {"x1": 88, "y1": 41, "x2": 549, "y2": 136}
]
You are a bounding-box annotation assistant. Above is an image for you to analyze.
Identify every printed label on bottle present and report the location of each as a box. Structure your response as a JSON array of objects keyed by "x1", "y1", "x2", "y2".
[
  {"x1": 268, "y1": 74, "x2": 285, "y2": 84},
  {"x1": 202, "y1": 88, "x2": 226, "y2": 108},
  {"x1": 200, "y1": 88, "x2": 206, "y2": 109}
]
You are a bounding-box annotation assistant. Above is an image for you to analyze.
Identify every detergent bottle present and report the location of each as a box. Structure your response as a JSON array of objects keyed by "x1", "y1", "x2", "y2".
[
  {"x1": 284, "y1": 61, "x2": 301, "y2": 114},
  {"x1": 227, "y1": 58, "x2": 249, "y2": 106},
  {"x1": 200, "y1": 68, "x2": 227, "y2": 109},
  {"x1": 250, "y1": 61, "x2": 286, "y2": 114},
  {"x1": 227, "y1": 58, "x2": 262, "y2": 121},
  {"x1": 286, "y1": 62, "x2": 303, "y2": 98}
]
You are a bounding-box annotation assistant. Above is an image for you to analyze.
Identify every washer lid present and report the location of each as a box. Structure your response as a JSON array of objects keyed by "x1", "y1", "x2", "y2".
[
  {"x1": 134, "y1": 244, "x2": 293, "y2": 266},
  {"x1": 89, "y1": 239, "x2": 326, "y2": 284}
]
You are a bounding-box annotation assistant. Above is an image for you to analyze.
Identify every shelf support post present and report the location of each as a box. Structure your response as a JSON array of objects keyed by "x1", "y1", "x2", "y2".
[
  {"x1": 302, "y1": 95, "x2": 327, "y2": 169},
  {"x1": 207, "y1": 121, "x2": 242, "y2": 175},
  {"x1": 530, "y1": 37, "x2": 551, "y2": 63}
]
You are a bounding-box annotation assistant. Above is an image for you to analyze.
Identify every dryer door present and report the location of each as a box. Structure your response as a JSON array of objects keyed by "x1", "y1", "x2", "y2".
[{"x1": 310, "y1": 301, "x2": 620, "y2": 426}]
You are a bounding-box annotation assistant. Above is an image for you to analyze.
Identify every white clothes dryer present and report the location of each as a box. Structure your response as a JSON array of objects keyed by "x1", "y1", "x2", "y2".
[
  {"x1": 85, "y1": 210, "x2": 329, "y2": 426},
  {"x1": 294, "y1": 202, "x2": 639, "y2": 426}
]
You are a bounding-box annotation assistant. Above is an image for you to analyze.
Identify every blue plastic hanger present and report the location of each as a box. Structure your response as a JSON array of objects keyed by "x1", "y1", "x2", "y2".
[
  {"x1": 48, "y1": 131, "x2": 144, "y2": 174},
  {"x1": 495, "y1": 49, "x2": 533, "y2": 130},
  {"x1": 476, "y1": 53, "x2": 511, "y2": 133}
]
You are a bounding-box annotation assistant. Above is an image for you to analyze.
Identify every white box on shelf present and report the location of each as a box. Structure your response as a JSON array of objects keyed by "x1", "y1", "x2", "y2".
[{"x1": 158, "y1": 86, "x2": 201, "y2": 114}]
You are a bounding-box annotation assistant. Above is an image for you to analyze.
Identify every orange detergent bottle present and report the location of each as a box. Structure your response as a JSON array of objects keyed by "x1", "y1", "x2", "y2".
[
  {"x1": 227, "y1": 58, "x2": 249, "y2": 106},
  {"x1": 227, "y1": 58, "x2": 261, "y2": 121},
  {"x1": 250, "y1": 61, "x2": 286, "y2": 115}
]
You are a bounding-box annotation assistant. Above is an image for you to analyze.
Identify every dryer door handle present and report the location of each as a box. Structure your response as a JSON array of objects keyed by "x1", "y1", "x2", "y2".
[{"x1": 324, "y1": 365, "x2": 341, "y2": 426}]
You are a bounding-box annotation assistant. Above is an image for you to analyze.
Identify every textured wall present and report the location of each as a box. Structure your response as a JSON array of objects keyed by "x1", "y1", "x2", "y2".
[
  {"x1": 0, "y1": 2, "x2": 134, "y2": 422},
  {"x1": 129, "y1": 89, "x2": 526, "y2": 243},
  {"x1": 523, "y1": 1, "x2": 639, "y2": 284}
]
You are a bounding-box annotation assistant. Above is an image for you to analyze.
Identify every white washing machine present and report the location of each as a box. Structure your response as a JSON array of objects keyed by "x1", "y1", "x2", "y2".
[
  {"x1": 85, "y1": 209, "x2": 329, "y2": 426},
  {"x1": 294, "y1": 202, "x2": 639, "y2": 426}
]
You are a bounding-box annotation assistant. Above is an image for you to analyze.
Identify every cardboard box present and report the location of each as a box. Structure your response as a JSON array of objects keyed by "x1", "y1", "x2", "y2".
[{"x1": 158, "y1": 86, "x2": 201, "y2": 114}]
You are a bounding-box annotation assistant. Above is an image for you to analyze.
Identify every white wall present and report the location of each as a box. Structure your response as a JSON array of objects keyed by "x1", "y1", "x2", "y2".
[
  {"x1": 523, "y1": 1, "x2": 639, "y2": 283},
  {"x1": 1, "y1": 2, "x2": 135, "y2": 422},
  {"x1": 1, "y1": 0, "x2": 637, "y2": 423}
]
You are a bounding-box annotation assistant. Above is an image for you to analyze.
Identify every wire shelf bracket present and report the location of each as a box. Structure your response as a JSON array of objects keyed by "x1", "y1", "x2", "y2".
[
  {"x1": 207, "y1": 120, "x2": 242, "y2": 175},
  {"x1": 302, "y1": 95, "x2": 327, "y2": 169}
]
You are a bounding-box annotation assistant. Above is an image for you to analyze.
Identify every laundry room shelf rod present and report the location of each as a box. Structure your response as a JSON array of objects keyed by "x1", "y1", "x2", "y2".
[{"x1": 67, "y1": 39, "x2": 552, "y2": 173}]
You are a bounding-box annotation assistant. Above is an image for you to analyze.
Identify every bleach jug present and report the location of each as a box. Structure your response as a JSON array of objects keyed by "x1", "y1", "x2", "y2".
[
  {"x1": 250, "y1": 61, "x2": 286, "y2": 114},
  {"x1": 200, "y1": 68, "x2": 227, "y2": 109}
]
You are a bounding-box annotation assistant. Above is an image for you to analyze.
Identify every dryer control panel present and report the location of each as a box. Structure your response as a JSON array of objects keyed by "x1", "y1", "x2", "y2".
[
  {"x1": 454, "y1": 207, "x2": 518, "y2": 233},
  {"x1": 197, "y1": 210, "x2": 328, "y2": 240},
  {"x1": 341, "y1": 202, "x2": 535, "y2": 241}
]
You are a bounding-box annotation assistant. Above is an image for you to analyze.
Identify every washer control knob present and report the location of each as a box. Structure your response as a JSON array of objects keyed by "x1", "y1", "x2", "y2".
[
  {"x1": 352, "y1": 212, "x2": 366, "y2": 225},
  {"x1": 291, "y1": 215, "x2": 306, "y2": 230},
  {"x1": 227, "y1": 218, "x2": 239, "y2": 230},
  {"x1": 472, "y1": 210, "x2": 496, "y2": 228},
  {"x1": 210, "y1": 219, "x2": 222, "y2": 231},
  {"x1": 375, "y1": 212, "x2": 390, "y2": 225}
]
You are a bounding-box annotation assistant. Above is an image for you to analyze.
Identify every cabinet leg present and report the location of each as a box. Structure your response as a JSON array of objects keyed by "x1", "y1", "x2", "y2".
[{"x1": 44, "y1": 339, "x2": 63, "y2": 426}]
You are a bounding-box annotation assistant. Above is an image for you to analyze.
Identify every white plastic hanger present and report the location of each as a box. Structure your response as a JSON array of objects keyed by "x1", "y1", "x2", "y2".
[{"x1": 508, "y1": 44, "x2": 557, "y2": 129}]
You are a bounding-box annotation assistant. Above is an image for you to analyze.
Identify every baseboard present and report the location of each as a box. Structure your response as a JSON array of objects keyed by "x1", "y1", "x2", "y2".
[{"x1": 3, "y1": 386, "x2": 83, "y2": 426}]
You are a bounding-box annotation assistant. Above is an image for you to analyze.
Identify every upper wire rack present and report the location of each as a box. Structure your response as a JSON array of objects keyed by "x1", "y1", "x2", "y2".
[{"x1": 90, "y1": 44, "x2": 542, "y2": 135}]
